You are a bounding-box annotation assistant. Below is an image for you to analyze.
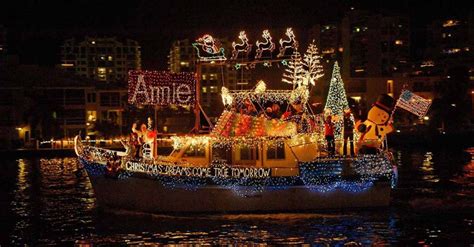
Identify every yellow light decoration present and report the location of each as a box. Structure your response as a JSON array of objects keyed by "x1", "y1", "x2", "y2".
[
  {"x1": 221, "y1": 86, "x2": 233, "y2": 106},
  {"x1": 254, "y1": 80, "x2": 266, "y2": 94},
  {"x1": 289, "y1": 86, "x2": 309, "y2": 104}
]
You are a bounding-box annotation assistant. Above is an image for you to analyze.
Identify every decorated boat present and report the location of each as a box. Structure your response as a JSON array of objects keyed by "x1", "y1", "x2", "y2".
[
  {"x1": 74, "y1": 30, "x2": 431, "y2": 213},
  {"x1": 75, "y1": 86, "x2": 401, "y2": 213}
]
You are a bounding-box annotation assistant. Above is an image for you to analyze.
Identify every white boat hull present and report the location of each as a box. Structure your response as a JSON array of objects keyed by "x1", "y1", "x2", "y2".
[{"x1": 87, "y1": 174, "x2": 391, "y2": 213}]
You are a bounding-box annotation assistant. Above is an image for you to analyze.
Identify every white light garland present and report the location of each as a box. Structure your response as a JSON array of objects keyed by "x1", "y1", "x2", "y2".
[
  {"x1": 282, "y1": 51, "x2": 304, "y2": 86},
  {"x1": 302, "y1": 40, "x2": 324, "y2": 86}
]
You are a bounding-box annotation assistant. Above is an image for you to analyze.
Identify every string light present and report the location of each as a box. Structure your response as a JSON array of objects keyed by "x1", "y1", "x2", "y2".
[
  {"x1": 128, "y1": 70, "x2": 196, "y2": 106},
  {"x1": 289, "y1": 86, "x2": 309, "y2": 104},
  {"x1": 192, "y1": 34, "x2": 227, "y2": 61},
  {"x1": 76, "y1": 133, "x2": 396, "y2": 196},
  {"x1": 228, "y1": 89, "x2": 293, "y2": 105},
  {"x1": 282, "y1": 51, "x2": 304, "y2": 86},
  {"x1": 211, "y1": 111, "x2": 297, "y2": 139},
  {"x1": 278, "y1": 28, "x2": 299, "y2": 57},
  {"x1": 255, "y1": 30, "x2": 276, "y2": 59},
  {"x1": 231, "y1": 31, "x2": 252, "y2": 60},
  {"x1": 78, "y1": 153, "x2": 395, "y2": 196},
  {"x1": 302, "y1": 40, "x2": 324, "y2": 86}
]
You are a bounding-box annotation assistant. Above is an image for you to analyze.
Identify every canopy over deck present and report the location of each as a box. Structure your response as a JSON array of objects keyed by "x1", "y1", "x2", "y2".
[{"x1": 212, "y1": 111, "x2": 297, "y2": 138}]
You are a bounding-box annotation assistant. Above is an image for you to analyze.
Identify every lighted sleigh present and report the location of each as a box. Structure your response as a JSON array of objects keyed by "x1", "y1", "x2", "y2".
[{"x1": 74, "y1": 86, "x2": 398, "y2": 213}]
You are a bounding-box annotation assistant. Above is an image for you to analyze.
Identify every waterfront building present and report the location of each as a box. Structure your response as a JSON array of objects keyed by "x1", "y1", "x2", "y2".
[{"x1": 60, "y1": 37, "x2": 141, "y2": 83}]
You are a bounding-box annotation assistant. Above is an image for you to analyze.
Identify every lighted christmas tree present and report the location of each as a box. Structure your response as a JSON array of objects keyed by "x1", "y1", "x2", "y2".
[
  {"x1": 302, "y1": 40, "x2": 324, "y2": 86},
  {"x1": 324, "y1": 61, "x2": 351, "y2": 139},
  {"x1": 282, "y1": 51, "x2": 304, "y2": 87}
]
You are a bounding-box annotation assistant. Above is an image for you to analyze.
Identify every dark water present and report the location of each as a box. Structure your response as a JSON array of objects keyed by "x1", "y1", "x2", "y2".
[{"x1": 0, "y1": 148, "x2": 473, "y2": 246}]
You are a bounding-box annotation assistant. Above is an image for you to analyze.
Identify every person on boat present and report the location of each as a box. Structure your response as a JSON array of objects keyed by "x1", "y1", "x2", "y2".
[
  {"x1": 324, "y1": 115, "x2": 335, "y2": 156},
  {"x1": 139, "y1": 123, "x2": 148, "y2": 144},
  {"x1": 281, "y1": 109, "x2": 292, "y2": 120},
  {"x1": 343, "y1": 109, "x2": 355, "y2": 156},
  {"x1": 269, "y1": 103, "x2": 281, "y2": 119},
  {"x1": 242, "y1": 98, "x2": 258, "y2": 116},
  {"x1": 130, "y1": 122, "x2": 141, "y2": 158}
]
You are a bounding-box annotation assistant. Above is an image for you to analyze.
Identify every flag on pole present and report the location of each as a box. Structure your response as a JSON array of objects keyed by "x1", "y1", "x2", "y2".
[{"x1": 396, "y1": 90, "x2": 432, "y2": 118}]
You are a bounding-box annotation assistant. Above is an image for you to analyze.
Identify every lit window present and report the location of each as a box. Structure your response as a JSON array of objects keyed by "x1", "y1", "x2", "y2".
[
  {"x1": 202, "y1": 86, "x2": 207, "y2": 93},
  {"x1": 443, "y1": 48, "x2": 461, "y2": 54},
  {"x1": 97, "y1": 67, "x2": 106, "y2": 81},
  {"x1": 420, "y1": 61, "x2": 435, "y2": 67},
  {"x1": 351, "y1": 96, "x2": 361, "y2": 102},
  {"x1": 108, "y1": 56, "x2": 113, "y2": 61},
  {"x1": 202, "y1": 74, "x2": 207, "y2": 80},
  {"x1": 91, "y1": 41, "x2": 96, "y2": 44},
  {"x1": 395, "y1": 40, "x2": 403, "y2": 45},
  {"x1": 210, "y1": 86, "x2": 218, "y2": 93},
  {"x1": 87, "y1": 111, "x2": 97, "y2": 121},
  {"x1": 322, "y1": 48, "x2": 335, "y2": 54}
]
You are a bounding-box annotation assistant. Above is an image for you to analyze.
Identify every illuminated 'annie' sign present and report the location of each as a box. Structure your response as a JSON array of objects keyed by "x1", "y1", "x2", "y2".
[{"x1": 128, "y1": 70, "x2": 196, "y2": 106}]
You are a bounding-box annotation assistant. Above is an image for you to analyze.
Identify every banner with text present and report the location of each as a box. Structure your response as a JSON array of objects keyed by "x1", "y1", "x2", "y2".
[
  {"x1": 128, "y1": 70, "x2": 196, "y2": 106},
  {"x1": 125, "y1": 161, "x2": 272, "y2": 179}
]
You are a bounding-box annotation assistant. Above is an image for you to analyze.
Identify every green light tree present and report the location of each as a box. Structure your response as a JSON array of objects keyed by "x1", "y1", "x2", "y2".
[{"x1": 324, "y1": 61, "x2": 351, "y2": 139}]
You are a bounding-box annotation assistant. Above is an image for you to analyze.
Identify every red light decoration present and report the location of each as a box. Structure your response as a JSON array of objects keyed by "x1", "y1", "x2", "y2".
[{"x1": 128, "y1": 70, "x2": 196, "y2": 106}]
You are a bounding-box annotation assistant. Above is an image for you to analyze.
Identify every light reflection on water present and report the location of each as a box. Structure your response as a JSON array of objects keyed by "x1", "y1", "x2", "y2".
[{"x1": 0, "y1": 148, "x2": 473, "y2": 245}]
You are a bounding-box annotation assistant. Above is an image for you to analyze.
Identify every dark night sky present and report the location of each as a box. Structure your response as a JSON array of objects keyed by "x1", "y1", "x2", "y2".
[{"x1": 1, "y1": 0, "x2": 472, "y2": 69}]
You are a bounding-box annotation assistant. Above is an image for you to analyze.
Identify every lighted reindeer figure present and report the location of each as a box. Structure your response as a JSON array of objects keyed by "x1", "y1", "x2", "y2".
[
  {"x1": 255, "y1": 30, "x2": 276, "y2": 59},
  {"x1": 278, "y1": 28, "x2": 299, "y2": 57},
  {"x1": 192, "y1": 34, "x2": 226, "y2": 61},
  {"x1": 231, "y1": 31, "x2": 252, "y2": 60}
]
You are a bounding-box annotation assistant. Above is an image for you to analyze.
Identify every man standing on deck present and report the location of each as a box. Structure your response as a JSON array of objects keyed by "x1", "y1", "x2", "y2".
[
  {"x1": 343, "y1": 109, "x2": 355, "y2": 156},
  {"x1": 324, "y1": 115, "x2": 335, "y2": 156}
]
